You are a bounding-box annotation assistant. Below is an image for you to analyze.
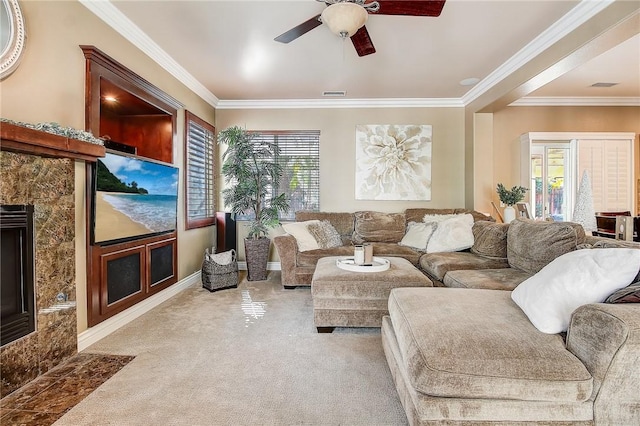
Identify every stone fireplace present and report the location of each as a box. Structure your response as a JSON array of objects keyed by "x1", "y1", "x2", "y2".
[{"x1": 0, "y1": 123, "x2": 104, "y2": 398}]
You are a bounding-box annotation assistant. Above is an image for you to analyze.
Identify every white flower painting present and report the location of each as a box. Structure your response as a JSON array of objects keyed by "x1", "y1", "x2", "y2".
[{"x1": 355, "y1": 124, "x2": 432, "y2": 200}]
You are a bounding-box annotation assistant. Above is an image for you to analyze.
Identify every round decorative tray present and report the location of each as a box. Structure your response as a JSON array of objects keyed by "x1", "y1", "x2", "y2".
[{"x1": 336, "y1": 256, "x2": 390, "y2": 272}]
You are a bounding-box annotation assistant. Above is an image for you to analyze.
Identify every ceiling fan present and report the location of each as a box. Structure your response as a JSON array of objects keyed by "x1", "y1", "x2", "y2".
[{"x1": 274, "y1": 0, "x2": 446, "y2": 57}]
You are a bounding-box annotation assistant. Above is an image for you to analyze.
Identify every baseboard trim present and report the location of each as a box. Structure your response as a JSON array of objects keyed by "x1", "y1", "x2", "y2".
[
  {"x1": 237, "y1": 261, "x2": 281, "y2": 271},
  {"x1": 77, "y1": 271, "x2": 200, "y2": 351}
]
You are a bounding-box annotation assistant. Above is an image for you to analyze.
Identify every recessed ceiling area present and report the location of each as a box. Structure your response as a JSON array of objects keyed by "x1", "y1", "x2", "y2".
[
  {"x1": 528, "y1": 33, "x2": 640, "y2": 98},
  {"x1": 86, "y1": 0, "x2": 639, "y2": 106}
]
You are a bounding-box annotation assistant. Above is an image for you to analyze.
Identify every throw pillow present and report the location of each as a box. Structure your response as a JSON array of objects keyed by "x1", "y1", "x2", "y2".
[
  {"x1": 511, "y1": 248, "x2": 640, "y2": 334},
  {"x1": 282, "y1": 220, "x2": 321, "y2": 252},
  {"x1": 308, "y1": 220, "x2": 343, "y2": 249},
  {"x1": 425, "y1": 214, "x2": 474, "y2": 253},
  {"x1": 352, "y1": 211, "x2": 406, "y2": 244},
  {"x1": 605, "y1": 282, "x2": 640, "y2": 303},
  {"x1": 423, "y1": 213, "x2": 459, "y2": 223},
  {"x1": 470, "y1": 221, "x2": 509, "y2": 259},
  {"x1": 399, "y1": 221, "x2": 436, "y2": 251}
]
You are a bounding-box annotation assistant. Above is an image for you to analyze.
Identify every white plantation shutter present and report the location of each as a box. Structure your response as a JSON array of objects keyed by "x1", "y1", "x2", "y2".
[
  {"x1": 577, "y1": 139, "x2": 632, "y2": 213},
  {"x1": 185, "y1": 111, "x2": 215, "y2": 229}
]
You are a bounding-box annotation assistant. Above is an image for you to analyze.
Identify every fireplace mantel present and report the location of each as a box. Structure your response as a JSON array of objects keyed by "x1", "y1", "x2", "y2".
[{"x1": 1, "y1": 122, "x2": 105, "y2": 161}]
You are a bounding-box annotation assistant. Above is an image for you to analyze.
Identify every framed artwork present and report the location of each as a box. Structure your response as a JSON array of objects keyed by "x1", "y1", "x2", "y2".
[
  {"x1": 516, "y1": 202, "x2": 530, "y2": 219},
  {"x1": 355, "y1": 124, "x2": 432, "y2": 200}
]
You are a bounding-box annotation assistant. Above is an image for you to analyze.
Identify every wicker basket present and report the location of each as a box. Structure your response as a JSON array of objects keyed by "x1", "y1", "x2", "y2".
[{"x1": 201, "y1": 248, "x2": 238, "y2": 292}]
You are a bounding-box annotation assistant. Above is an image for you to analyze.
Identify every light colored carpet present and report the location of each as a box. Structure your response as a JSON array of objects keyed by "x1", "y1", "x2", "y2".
[{"x1": 55, "y1": 271, "x2": 408, "y2": 425}]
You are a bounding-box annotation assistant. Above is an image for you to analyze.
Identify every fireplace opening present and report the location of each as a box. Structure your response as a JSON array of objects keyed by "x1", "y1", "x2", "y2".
[{"x1": 1, "y1": 205, "x2": 36, "y2": 347}]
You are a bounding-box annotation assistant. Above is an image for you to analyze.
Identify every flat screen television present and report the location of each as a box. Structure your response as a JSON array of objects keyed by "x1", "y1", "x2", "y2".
[{"x1": 92, "y1": 151, "x2": 178, "y2": 245}]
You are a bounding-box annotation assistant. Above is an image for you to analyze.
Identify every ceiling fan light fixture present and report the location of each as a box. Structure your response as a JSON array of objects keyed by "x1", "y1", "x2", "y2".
[{"x1": 321, "y1": 2, "x2": 368, "y2": 39}]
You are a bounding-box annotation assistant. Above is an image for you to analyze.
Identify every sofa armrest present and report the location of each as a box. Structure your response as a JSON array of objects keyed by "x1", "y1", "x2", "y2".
[
  {"x1": 273, "y1": 234, "x2": 298, "y2": 287},
  {"x1": 566, "y1": 303, "x2": 640, "y2": 424}
]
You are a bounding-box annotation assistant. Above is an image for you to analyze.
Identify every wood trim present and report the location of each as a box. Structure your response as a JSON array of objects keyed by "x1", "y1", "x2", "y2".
[
  {"x1": 80, "y1": 45, "x2": 183, "y2": 111},
  {"x1": 81, "y1": 45, "x2": 179, "y2": 164},
  {"x1": 0, "y1": 122, "x2": 105, "y2": 161},
  {"x1": 184, "y1": 110, "x2": 216, "y2": 230},
  {"x1": 88, "y1": 231, "x2": 177, "y2": 327}
]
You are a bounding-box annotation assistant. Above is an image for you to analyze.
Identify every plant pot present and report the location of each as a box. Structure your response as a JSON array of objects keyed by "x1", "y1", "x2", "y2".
[
  {"x1": 503, "y1": 205, "x2": 516, "y2": 223},
  {"x1": 244, "y1": 237, "x2": 270, "y2": 281}
]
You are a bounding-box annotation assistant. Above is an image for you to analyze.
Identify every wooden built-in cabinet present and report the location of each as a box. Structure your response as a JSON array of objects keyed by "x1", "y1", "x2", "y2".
[
  {"x1": 82, "y1": 45, "x2": 178, "y2": 164},
  {"x1": 83, "y1": 45, "x2": 183, "y2": 327}
]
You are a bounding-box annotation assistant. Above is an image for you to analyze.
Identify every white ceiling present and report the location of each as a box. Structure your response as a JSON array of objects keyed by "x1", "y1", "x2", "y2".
[{"x1": 88, "y1": 0, "x2": 639, "y2": 108}]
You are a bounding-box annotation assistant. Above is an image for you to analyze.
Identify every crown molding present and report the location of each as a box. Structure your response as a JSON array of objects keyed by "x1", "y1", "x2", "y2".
[
  {"x1": 461, "y1": 0, "x2": 615, "y2": 106},
  {"x1": 82, "y1": 0, "x2": 629, "y2": 111},
  {"x1": 79, "y1": 0, "x2": 219, "y2": 107},
  {"x1": 216, "y1": 98, "x2": 464, "y2": 110},
  {"x1": 510, "y1": 97, "x2": 640, "y2": 107}
]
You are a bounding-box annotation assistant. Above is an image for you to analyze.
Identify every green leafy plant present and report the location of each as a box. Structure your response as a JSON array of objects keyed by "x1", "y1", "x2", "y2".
[
  {"x1": 496, "y1": 183, "x2": 528, "y2": 206},
  {"x1": 218, "y1": 126, "x2": 289, "y2": 239}
]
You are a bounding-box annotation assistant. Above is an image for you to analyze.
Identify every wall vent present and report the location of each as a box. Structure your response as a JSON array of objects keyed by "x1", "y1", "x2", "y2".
[
  {"x1": 591, "y1": 82, "x2": 619, "y2": 87},
  {"x1": 322, "y1": 90, "x2": 346, "y2": 97}
]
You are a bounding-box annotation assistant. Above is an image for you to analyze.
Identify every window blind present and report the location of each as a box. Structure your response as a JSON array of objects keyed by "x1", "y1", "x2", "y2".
[
  {"x1": 185, "y1": 111, "x2": 215, "y2": 229},
  {"x1": 240, "y1": 130, "x2": 320, "y2": 221}
]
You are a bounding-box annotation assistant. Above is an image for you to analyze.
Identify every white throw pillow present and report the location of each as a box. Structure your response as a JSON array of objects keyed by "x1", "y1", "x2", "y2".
[
  {"x1": 511, "y1": 248, "x2": 640, "y2": 334},
  {"x1": 425, "y1": 214, "x2": 474, "y2": 253},
  {"x1": 423, "y1": 213, "x2": 459, "y2": 223},
  {"x1": 399, "y1": 221, "x2": 436, "y2": 251},
  {"x1": 282, "y1": 220, "x2": 321, "y2": 252}
]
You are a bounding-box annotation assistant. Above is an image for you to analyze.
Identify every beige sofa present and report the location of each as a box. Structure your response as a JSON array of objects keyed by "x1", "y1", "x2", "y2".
[
  {"x1": 382, "y1": 221, "x2": 640, "y2": 425},
  {"x1": 273, "y1": 208, "x2": 494, "y2": 289},
  {"x1": 382, "y1": 289, "x2": 640, "y2": 425},
  {"x1": 419, "y1": 218, "x2": 588, "y2": 287}
]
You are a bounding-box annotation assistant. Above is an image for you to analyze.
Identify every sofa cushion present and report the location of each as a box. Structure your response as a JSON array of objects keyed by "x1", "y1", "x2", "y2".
[
  {"x1": 352, "y1": 211, "x2": 406, "y2": 244},
  {"x1": 297, "y1": 246, "x2": 358, "y2": 267},
  {"x1": 295, "y1": 211, "x2": 354, "y2": 241},
  {"x1": 387, "y1": 287, "x2": 593, "y2": 402},
  {"x1": 419, "y1": 252, "x2": 509, "y2": 281},
  {"x1": 399, "y1": 221, "x2": 436, "y2": 251},
  {"x1": 511, "y1": 248, "x2": 640, "y2": 333},
  {"x1": 605, "y1": 282, "x2": 640, "y2": 303},
  {"x1": 425, "y1": 214, "x2": 474, "y2": 253},
  {"x1": 471, "y1": 221, "x2": 509, "y2": 259},
  {"x1": 443, "y1": 267, "x2": 530, "y2": 291},
  {"x1": 405, "y1": 208, "x2": 493, "y2": 224},
  {"x1": 507, "y1": 218, "x2": 579, "y2": 274},
  {"x1": 296, "y1": 243, "x2": 422, "y2": 267},
  {"x1": 282, "y1": 220, "x2": 321, "y2": 252},
  {"x1": 308, "y1": 220, "x2": 343, "y2": 249}
]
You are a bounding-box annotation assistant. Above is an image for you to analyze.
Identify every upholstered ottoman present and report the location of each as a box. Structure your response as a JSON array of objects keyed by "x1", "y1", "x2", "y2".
[{"x1": 311, "y1": 256, "x2": 432, "y2": 332}]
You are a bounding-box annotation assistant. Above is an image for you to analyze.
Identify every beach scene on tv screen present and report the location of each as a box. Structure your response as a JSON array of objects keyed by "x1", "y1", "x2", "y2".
[{"x1": 95, "y1": 153, "x2": 178, "y2": 243}]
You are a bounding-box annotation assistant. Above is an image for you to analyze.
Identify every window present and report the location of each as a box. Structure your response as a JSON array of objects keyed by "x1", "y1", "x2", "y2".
[
  {"x1": 240, "y1": 130, "x2": 320, "y2": 221},
  {"x1": 184, "y1": 111, "x2": 215, "y2": 229}
]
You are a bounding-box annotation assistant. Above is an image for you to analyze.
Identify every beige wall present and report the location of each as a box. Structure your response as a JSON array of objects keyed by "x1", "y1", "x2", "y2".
[
  {"x1": 487, "y1": 106, "x2": 640, "y2": 211},
  {"x1": 216, "y1": 107, "x2": 465, "y2": 260},
  {"x1": 0, "y1": 1, "x2": 216, "y2": 332}
]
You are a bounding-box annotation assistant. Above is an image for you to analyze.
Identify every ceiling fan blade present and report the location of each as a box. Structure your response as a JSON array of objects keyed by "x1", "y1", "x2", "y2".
[
  {"x1": 351, "y1": 26, "x2": 376, "y2": 57},
  {"x1": 374, "y1": 0, "x2": 446, "y2": 17},
  {"x1": 274, "y1": 14, "x2": 322, "y2": 43}
]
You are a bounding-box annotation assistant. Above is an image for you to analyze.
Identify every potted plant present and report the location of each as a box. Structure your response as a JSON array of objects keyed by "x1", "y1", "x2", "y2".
[
  {"x1": 218, "y1": 126, "x2": 289, "y2": 281},
  {"x1": 496, "y1": 183, "x2": 528, "y2": 223}
]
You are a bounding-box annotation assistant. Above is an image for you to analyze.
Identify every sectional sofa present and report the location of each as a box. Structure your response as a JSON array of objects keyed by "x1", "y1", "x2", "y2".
[
  {"x1": 273, "y1": 208, "x2": 493, "y2": 289},
  {"x1": 275, "y1": 211, "x2": 640, "y2": 424}
]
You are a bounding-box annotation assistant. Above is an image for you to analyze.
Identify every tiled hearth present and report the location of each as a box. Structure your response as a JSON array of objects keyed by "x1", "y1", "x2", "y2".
[
  {"x1": 0, "y1": 151, "x2": 77, "y2": 397},
  {"x1": 0, "y1": 353, "x2": 134, "y2": 425}
]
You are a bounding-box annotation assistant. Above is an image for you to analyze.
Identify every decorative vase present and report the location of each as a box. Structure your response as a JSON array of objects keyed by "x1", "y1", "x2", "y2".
[
  {"x1": 244, "y1": 237, "x2": 270, "y2": 281},
  {"x1": 503, "y1": 205, "x2": 516, "y2": 224}
]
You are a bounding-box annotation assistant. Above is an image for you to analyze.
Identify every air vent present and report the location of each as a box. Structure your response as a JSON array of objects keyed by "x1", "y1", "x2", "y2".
[
  {"x1": 591, "y1": 82, "x2": 619, "y2": 88},
  {"x1": 322, "y1": 90, "x2": 346, "y2": 97}
]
